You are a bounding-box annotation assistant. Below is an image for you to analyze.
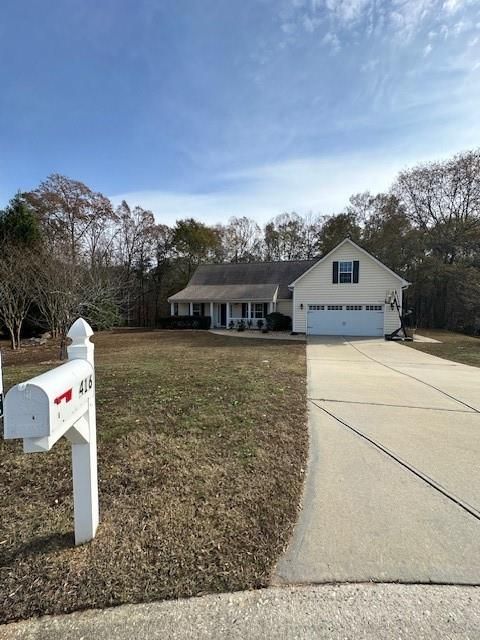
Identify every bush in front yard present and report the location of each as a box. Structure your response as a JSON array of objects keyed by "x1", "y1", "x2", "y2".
[
  {"x1": 265, "y1": 312, "x2": 292, "y2": 331},
  {"x1": 156, "y1": 315, "x2": 211, "y2": 330}
]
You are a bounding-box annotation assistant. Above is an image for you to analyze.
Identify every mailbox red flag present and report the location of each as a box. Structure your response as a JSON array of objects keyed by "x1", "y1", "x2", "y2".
[{"x1": 54, "y1": 388, "x2": 73, "y2": 405}]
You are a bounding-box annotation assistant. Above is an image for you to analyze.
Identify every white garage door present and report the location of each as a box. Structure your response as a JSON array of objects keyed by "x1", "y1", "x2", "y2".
[{"x1": 307, "y1": 304, "x2": 384, "y2": 337}]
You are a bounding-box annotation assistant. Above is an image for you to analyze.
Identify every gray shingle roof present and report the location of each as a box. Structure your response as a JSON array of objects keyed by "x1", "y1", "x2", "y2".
[
  {"x1": 184, "y1": 260, "x2": 317, "y2": 300},
  {"x1": 168, "y1": 283, "x2": 279, "y2": 302}
]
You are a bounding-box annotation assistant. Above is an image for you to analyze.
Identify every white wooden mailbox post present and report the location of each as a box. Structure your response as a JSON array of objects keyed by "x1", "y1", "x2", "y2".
[
  {"x1": 0, "y1": 350, "x2": 3, "y2": 419},
  {"x1": 3, "y1": 318, "x2": 99, "y2": 545}
]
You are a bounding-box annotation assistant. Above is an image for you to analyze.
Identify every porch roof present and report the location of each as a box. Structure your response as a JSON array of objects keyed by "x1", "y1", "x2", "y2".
[{"x1": 168, "y1": 284, "x2": 279, "y2": 303}]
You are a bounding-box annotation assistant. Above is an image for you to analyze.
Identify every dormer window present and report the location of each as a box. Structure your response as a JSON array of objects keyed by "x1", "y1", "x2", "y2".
[{"x1": 339, "y1": 261, "x2": 353, "y2": 283}]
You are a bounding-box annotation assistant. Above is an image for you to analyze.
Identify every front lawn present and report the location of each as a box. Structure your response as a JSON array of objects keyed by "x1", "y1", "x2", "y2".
[
  {"x1": 0, "y1": 331, "x2": 307, "y2": 623},
  {"x1": 407, "y1": 329, "x2": 480, "y2": 368}
]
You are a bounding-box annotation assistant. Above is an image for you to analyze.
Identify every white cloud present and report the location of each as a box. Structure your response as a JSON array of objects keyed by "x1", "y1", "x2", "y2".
[
  {"x1": 324, "y1": 0, "x2": 370, "y2": 23},
  {"x1": 443, "y1": 0, "x2": 463, "y2": 13},
  {"x1": 388, "y1": 0, "x2": 436, "y2": 41},
  {"x1": 360, "y1": 58, "x2": 379, "y2": 72},
  {"x1": 473, "y1": 61, "x2": 480, "y2": 70},
  {"x1": 322, "y1": 30, "x2": 341, "y2": 52},
  {"x1": 423, "y1": 43, "x2": 433, "y2": 56},
  {"x1": 111, "y1": 155, "x2": 400, "y2": 225},
  {"x1": 303, "y1": 14, "x2": 322, "y2": 32},
  {"x1": 453, "y1": 19, "x2": 471, "y2": 34},
  {"x1": 281, "y1": 22, "x2": 296, "y2": 34},
  {"x1": 469, "y1": 35, "x2": 479, "y2": 46},
  {"x1": 110, "y1": 141, "x2": 477, "y2": 227}
]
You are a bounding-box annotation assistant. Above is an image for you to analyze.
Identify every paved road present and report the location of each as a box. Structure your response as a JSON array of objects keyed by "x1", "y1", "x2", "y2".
[
  {"x1": 2, "y1": 584, "x2": 480, "y2": 640},
  {"x1": 275, "y1": 337, "x2": 480, "y2": 584}
]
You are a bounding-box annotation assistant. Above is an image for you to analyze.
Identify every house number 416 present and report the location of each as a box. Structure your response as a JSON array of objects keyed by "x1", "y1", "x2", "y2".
[{"x1": 79, "y1": 376, "x2": 93, "y2": 396}]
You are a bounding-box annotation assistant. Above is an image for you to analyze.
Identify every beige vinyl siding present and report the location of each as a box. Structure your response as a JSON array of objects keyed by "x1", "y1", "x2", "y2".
[
  {"x1": 276, "y1": 299, "x2": 293, "y2": 318},
  {"x1": 292, "y1": 243, "x2": 403, "y2": 335}
]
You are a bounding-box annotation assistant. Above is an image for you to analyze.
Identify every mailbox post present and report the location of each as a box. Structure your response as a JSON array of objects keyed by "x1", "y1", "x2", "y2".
[
  {"x1": 3, "y1": 318, "x2": 99, "y2": 545},
  {"x1": 0, "y1": 350, "x2": 3, "y2": 419}
]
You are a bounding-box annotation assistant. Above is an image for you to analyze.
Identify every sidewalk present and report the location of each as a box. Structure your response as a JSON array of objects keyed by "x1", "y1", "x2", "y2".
[
  {"x1": 2, "y1": 584, "x2": 479, "y2": 640},
  {"x1": 209, "y1": 329, "x2": 305, "y2": 340}
]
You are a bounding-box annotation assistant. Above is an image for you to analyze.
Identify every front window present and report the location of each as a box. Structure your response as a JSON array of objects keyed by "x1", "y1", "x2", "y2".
[
  {"x1": 192, "y1": 303, "x2": 201, "y2": 317},
  {"x1": 339, "y1": 261, "x2": 353, "y2": 283},
  {"x1": 173, "y1": 303, "x2": 179, "y2": 316},
  {"x1": 252, "y1": 303, "x2": 264, "y2": 319}
]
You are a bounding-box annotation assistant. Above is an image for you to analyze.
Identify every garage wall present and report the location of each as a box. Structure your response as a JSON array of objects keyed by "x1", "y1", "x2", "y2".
[
  {"x1": 292, "y1": 242, "x2": 404, "y2": 334},
  {"x1": 276, "y1": 299, "x2": 293, "y2": 317}
]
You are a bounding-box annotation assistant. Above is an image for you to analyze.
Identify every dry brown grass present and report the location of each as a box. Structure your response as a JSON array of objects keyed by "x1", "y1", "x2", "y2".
[
  {"x1": 407, "y1": 329, "x2": 480, "y2": 368},
  {"x1": 0, "y1": 331, "x2": 307, "y2": 623}
]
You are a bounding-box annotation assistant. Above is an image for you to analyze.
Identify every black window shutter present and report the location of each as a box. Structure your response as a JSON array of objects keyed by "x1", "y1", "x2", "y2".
[
  {"x1": 242, "y1": 303, "x2": 248, "y2": 317},
  {"x1": 201, "y1": 303, "x2": 205, "y2": 315},
  {"x1": 353, "y1": 260, "x2": 359, "y2": 283},
  {"x1": 333, "y1": 261, "x2": 339, "y2": 283},
  {"x1": 264, "y1": 303, "x2": 269, "y2": 317}
]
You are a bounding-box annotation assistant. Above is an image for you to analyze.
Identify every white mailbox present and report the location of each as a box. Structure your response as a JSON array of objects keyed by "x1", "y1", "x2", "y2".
[
  {"x1": 5, "y1": 359, "x2": 94, "y2": 449},
  {"x1": 2, "y1": 318, "x2": 99, "y2": 545}
]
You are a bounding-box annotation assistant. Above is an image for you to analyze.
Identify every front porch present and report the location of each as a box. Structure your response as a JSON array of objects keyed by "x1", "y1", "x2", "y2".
[{"x1": 170, "y1": 301, "x2": 276, "y2": 329}]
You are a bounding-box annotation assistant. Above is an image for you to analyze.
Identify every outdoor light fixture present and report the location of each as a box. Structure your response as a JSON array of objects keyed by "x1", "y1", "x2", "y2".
[{"x1": 300, "y1": 303, "x2": 304, "y2": 310}]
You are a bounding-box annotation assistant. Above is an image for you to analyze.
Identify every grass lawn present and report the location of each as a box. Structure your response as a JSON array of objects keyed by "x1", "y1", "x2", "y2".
[
  {"x1": 407, "y1": 329, "x2": 480, "y2": 368},
  {"x1": 0, "y1": 331, "x2": 307, "y2": 624}
]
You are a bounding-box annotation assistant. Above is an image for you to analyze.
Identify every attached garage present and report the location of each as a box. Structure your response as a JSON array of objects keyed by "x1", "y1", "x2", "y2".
[{"x1": 306, "y1": 304, "x2": 384, "y2": 337}]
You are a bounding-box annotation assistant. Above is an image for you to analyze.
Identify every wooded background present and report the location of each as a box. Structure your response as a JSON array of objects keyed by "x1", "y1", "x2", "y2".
[{"x1": 1, "y1": 148, "x2": 479, "y2": 348}]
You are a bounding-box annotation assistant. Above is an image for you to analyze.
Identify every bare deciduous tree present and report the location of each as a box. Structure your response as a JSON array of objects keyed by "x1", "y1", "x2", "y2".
[
  {"x1": 0, "y1": 248, "x2": 34, "y2": 349},
  {"x1": 27, "y1": 174, "x2": 114, "y2": 264},
  {"x1": 222, "y1": 217, "x2": 262, "y2": 263}
]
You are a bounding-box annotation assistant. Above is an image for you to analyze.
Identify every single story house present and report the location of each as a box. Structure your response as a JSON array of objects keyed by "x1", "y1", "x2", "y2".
[{"x1": 168, "y1": 238, "x2": 410, "y2": 337}]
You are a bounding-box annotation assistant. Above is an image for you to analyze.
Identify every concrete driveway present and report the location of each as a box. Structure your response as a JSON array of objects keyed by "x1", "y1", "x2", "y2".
[{"x1": 275, "y1": 336, "x2": 480, "y2": 585}]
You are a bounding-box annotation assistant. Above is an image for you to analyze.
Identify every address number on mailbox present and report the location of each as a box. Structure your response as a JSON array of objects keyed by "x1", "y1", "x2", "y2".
[{"x1": 79, "y1": 376, "x2": 93, "y2": 396}]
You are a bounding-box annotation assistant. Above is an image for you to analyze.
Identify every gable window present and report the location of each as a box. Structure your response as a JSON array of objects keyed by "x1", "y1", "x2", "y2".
[
  {"x1": 339, "y1": 261, "x2": 353, "y2": 283},
  {"x1": 333, "y1": 259, "x2": 359, "y2": 283}
]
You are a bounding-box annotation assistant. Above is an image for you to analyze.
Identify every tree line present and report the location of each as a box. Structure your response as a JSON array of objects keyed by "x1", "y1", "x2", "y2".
[{"x1": 0, "y1": 148, "x2": 479, "y2": 348}]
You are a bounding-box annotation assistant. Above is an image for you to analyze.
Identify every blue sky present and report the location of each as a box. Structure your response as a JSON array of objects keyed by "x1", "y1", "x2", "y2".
[{"x1": 0, "y1": 0, "x2": 479, "y2": 224}]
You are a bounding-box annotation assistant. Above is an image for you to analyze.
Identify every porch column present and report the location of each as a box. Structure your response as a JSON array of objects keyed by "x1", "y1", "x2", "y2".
[
  {"x1": 247, "y1": 302, "x2": 251, "y2": 322},
  {"x1": 210, "y1": 302, "x2": 214, "y2": 327},
  {"x1": 170, "y1": 302, "x2": 174, "y2": 316},
  {"x1": 226, "y1": 302, "x2": 231, "y2": 327},
  {"x1": 269, "y1": 302, "x2": 274, "y2": 313},
  {"x1": 189, "y1": 302, "x2": 193, "y2": 315}
]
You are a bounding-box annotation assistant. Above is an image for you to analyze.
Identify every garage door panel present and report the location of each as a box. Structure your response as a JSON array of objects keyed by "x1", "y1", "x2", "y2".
[{"x1": 307, "y1": 304, "x2": 384, "y2": 337}]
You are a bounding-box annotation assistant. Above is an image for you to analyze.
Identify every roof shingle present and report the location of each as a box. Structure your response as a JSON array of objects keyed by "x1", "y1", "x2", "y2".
[
  {"x1": 188, "y1": 260, "x2": 317, "y2": 299},
  {"x1": 168, "y1": 283, "x2": 279, "y2": 302}
]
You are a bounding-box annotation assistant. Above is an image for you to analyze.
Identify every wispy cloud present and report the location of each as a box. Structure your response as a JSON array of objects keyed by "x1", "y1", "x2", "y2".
[
  {"x1": 324, "y1": 0, "x2": 370, "y2": 23},
  {"x1": 443, "y1": 0, "x2": 464, "y2": 14},
  {"x1": 423, "y1": 43, "x2": 433, "y2": 56},
  {"x1": 112, "y1": 154, "x2": 401, "y2": 225},
  {"x1": 322, "y1": 30, "x2": 341, "y2": 52},
  {"x1": 361, "y1": 58, "x2": 379, "y2": 72},
  {"x1": 111, "y1": 139, "x2": 477, "y2": 227}
]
